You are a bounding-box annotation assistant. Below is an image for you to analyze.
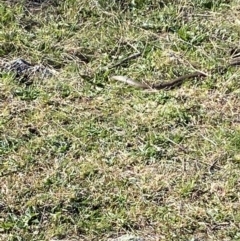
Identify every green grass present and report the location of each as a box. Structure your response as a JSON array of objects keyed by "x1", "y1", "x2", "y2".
[{"x1": 1, "y1": 0, "x2": 240, "y2": 240}]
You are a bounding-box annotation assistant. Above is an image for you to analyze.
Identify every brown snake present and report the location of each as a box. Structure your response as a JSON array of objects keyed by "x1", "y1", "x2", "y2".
[{"x1": 110, "y1": 57, "x2": 240, "y2": 90}]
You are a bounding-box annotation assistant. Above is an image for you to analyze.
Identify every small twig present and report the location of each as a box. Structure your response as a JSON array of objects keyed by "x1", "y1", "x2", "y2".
[
  {"x1": 107, "y1": 52, "x2": 141, "y2": 69},
  {"x1": 125, "y1": 42, "x2": 140, "y2": 53},
  {"x1": 164, "y1": 136, "x2": 187, "y2": 153}
]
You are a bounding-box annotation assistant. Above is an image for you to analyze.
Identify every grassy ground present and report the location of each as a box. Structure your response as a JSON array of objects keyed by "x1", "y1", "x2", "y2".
[{"x1": 1, "y1": 0, "x2": 240, "y2": 240}]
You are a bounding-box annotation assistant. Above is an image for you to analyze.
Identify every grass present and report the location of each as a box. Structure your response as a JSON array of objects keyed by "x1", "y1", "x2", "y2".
[{"x1": 1, "y1": 0, "x2": 240, "y2": 240}]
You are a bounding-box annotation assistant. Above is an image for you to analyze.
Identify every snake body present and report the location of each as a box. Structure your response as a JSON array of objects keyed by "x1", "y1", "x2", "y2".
[
  {"x1": 111, "y1": 71, "x2": 207, "y2": 90},
  {"x1": 111, "y1": 57, "x2": 240, "y2": 90}
]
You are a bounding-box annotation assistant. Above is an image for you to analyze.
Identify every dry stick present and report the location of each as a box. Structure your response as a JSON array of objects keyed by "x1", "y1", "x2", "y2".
[{"x1": 107, "y1": 52, "x2": 141, "y2": 69}]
